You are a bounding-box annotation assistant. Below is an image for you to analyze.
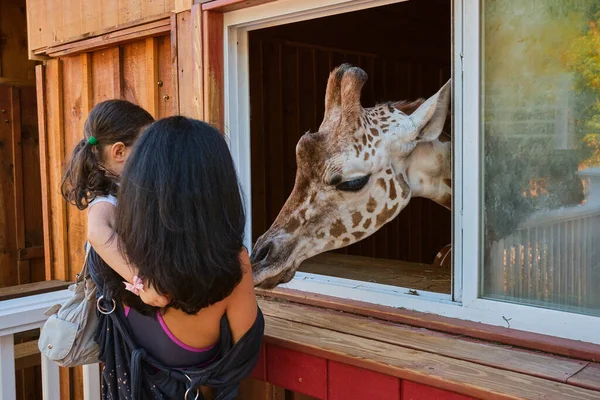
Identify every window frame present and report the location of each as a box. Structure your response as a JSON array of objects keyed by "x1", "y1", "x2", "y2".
[{"x1": 222, "y1": 0, "x2": 600, "y2": 344}]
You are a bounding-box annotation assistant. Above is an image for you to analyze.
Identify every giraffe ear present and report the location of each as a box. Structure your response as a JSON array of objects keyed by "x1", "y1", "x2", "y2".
[
  {"x1": 410, "y1": 79, "x2": 451, "y2": 142},
  {"x1": 319, "y1": 64, "x2": 351, "y2": 131},
  {"x1": 339, "y1": 66, "x2": 367, "y2": 124}
]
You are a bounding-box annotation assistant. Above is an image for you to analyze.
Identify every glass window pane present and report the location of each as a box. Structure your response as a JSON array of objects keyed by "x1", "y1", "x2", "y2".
[{"x1": 481, "y1": 0, "x2": 600, "y2": 316}]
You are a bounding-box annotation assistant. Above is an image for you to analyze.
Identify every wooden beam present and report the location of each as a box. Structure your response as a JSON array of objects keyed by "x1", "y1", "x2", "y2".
[
  {"x1": 201, "y1": 0, "x2": 277, "y2": 12},
  {"x1": 170, "y1": 14, "x2": 180, "y2": 115},
  {"x1": 43, "y1": 19, "x2": 171, "y2": 58},
  {"x1": 35, "y1": 65, "x2": 53, "y2": 281},
  {"x1": 258, "y1": 300, "x2": 586, "y2": 384},
  {"x1": 176, "y1": 6, "x2": 203, "y2": 119},
  {"x1": 14, "y1": 341, "x2": 40, "y2": 371},
  {"x1": 0, "y1": 280, "x2": 70, "y2": 301},
  {"x1": 81, "y1": 53, "x2": 93, "y2": 114},
  {"x1": 0, "y1": 78, "x2": 36, "y2": 87},
  {"x1": 112, "y1": 47, "x2": 123, "y2": 99},
  {"x1": 146, "y1": 37, "x2": 160, "y2": 118},
  {"x1": 46, "y1": 59, "x2": 69, "y2": 282},
  {"x1": 257, "y1": 288, "x2": 600, "y2": 363},
  {"x1": 32, "y1": 12, "x2": 173, "y2": 55},
  {"x1": 263, "y1": 316, "x2": 600, "y2": 400},
  {"x1": 202, "y1": 10, "x2": 224, "y2": 130},
  {"x1": 10, "y1": 87, "x2": 30, "y2": 285},
  {"x1": 18, "y1": 246, "x2": 44, "y2": 261}
]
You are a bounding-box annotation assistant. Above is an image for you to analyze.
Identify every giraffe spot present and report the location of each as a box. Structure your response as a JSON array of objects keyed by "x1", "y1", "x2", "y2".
[
  {"x1": 437, "y1": 154, "x2": 444, "y2": 166},
  {"x1": 381, "y1": 115, "x2": 389, "y2": 121},
  {"x1": 374, "y1": 140, "x2": 381, "y2": 148},
  {"x1": 388, "y1": 179, "x2": 397, "y2": 200},
  {"x1": 371, "y1": 149, "x2": 376, "y2": 156},
  {"x1": 443, "y1": 178, "x2": 452, "y2": 188},
  {"x1": 327, "y1": 240, "x2": 336, "y2": 249},
  {"x1": 316, "y1": 231, "x2": 325, "y2": 239},
  {"x1": 354, "y1": 146, "x2": 360, "y2": 157},
  {"x1": 343, "y1": 237, "x2": 351, "y2": 244},
  {"x1": 397, "y1": 174, "x2": 410, "y2": 199},
  {"x1": 388, "y1": 105, "x2": 395, "y2": 113},
  {"x1": 358, "y1": 144, "x2": 363, "y2": 152},
  {"x1": 375, "y1": 203, "x2": 399, "y2": 229},
  {"x1": 381, "y1": 124, "x2": 388, "y2": 130},
  {"x1": 351, "y1": 211, "x2": 363, "y2": 228},
  {"x1": 362, "y1": 135, "x2": 367, "y2": 145},
  {"x1": 386, "y1": 168, "x2": 393, "y2": 175},
  {"x1": 439, "y1": 193, "x2": 452, "y2": 209},
  {"x1": 370, "y1": 128, "x2": 379, "y2": 137},
  {"x1": 352, "y1": 231, "x2": 366, "y2": 240},
  {"x1": 285, "y1": 217, "x2": 301, "y2": 233},
  {"x1": 330, "y1": 219, "x2": 347, "y2": 238},
  {"x1": 366, "y1": 196, "x2": 377, "y2": 213},
  {"x1": 363, "y1": 218, "x2": 372, "y2": 229},
  {"x1": 364, "y1": 152, "x2": 370, "y2": 161},
  {"x1": 377, "y1": 178, "x2": 387, "y2": 192}
]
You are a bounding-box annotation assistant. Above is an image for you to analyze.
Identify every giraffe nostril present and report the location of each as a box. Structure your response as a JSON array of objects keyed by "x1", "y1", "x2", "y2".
[{"x1": 251, "y1": 241, "x2": 274, "y2": 265}]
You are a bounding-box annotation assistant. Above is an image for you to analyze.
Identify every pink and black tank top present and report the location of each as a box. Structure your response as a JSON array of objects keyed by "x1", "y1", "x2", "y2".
[{"x1": 124, "y1": 306, "x2": 220, "y2": 368}]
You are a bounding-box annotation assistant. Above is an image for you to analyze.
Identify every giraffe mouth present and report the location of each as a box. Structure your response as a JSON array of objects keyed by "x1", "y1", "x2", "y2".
[{"x1": 253, "y1": 268, "x2": 296, "y2": 289}]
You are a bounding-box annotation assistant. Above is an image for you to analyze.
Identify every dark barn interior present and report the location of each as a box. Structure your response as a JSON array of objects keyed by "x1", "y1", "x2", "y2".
[{"x1": 248, "y1": 0, "x2": 452, "y2": 291}]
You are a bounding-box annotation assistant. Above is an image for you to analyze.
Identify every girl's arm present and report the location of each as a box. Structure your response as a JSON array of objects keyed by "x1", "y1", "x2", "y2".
[
  {"x1": 225, "y1": 248, "x2": 258, "y2": 343},
  {"x1": 88, "y1": 202, "x2": 169, "y2": 307}
]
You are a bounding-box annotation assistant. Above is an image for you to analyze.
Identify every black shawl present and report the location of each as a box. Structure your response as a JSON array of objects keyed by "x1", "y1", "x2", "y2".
[{"x1": 88, "y1": 248, "x2": 265, "y2": 400}]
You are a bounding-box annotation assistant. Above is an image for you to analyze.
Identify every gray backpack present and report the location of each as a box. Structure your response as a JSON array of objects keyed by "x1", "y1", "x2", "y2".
[{"x1": 38, "y1": 243, "x2": 100, "y2": 367}]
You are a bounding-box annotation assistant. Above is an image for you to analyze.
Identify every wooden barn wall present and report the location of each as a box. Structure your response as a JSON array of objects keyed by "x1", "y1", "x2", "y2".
[
  {"x1": 35, "y1": 34, "x2": 175, "y2": 399},
  {"x1": 25, "y1": 0, "x2": 176, "y2": 54},
  {"x1": 248, "y1": 0, "x2": 452, "y2": 263}
]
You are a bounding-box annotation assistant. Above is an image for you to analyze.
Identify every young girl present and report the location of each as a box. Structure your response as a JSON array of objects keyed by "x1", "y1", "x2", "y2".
[
  {"x1": 60, "y1": 99, "x2": 168, "y2": 308},
  {"x1": 92, "y1": 116, "x2": 262, "y2": 399}
]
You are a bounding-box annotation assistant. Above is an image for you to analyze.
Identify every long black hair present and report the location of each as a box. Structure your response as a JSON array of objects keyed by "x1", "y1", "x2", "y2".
[
  {"x1": 114, "y1": 116, "x2": 246, "y2": 314},
  {"x1": 61, "y1": 99, "x2": 154, "y2": 209}
]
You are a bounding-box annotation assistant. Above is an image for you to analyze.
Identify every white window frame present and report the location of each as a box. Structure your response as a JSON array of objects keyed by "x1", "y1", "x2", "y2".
[{"x1": 223, "y1": 0, "x2": 600, "y2": 344}]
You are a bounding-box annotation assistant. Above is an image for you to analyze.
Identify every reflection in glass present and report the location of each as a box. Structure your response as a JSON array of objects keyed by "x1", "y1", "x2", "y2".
[{"x1": 482, "y1": 1, "x2": 600, "y2": 316}]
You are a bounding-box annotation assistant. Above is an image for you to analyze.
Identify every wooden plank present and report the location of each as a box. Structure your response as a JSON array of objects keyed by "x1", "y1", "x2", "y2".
[
  {"x1": 568, "y1": 363, "x2": 600, "y2": 391},
  {"x1": 202, "y1": 10, "x2": 223, "y2": 129},
  {"x1": 0, "y1": 85, "x2": 18, "y2": 288},
  {"x1": 122, "y1": 40, "x2": 148, "y2": 106},
  {"x1": 257, "y1": 288, "x2": 600, "y2": 363},
  {"x1": 112, "y1": 47, "x2": 123, "y2": 98},
  {"x1": 299, "y1": 253, "x2": 449, "y2": 294},
  {"x1": 263, "y1": 316, "x2": 600, "y2": 400},
  {"x1": 1, "y1": 0, "x2": 36, "y2": 81},
  {"x1": 92, "y1": 47, "x2": 120, "y2": 103},
  {"x1": 146, "y1": 37, "x2": 159, "y2": 118},
  {"x1": 19, "y1": 86, "x2": 45, "y2": 280},
  {"x1": 402, "y1": 381, "x2": 477, "y2": 400},
  {"x1": 266, "y1": 345, "x2": 327, "y2": 399},
  {"x1": 45, "y1": 59, "x2": 69, "y2": 282},
  {"x1": 176, "y1": 7, "x2": 203, "y2": 119},
  {"x1": 0, "y1": 280, "x2": 70, "y2": 301},
  {"x1": 44, "y1": 19, "x2": 171, "y2": 58},
  {"x1": 81, "y1": 53, "x2": 93, "y2": 113},
  {"x1": 118, "y1": 0, "x2": 142, "y2": 26},
  {"x1": 174, "y1": 0, "x2": 194, "y2": 12},
  {"x1": 260, "y1": 300, "x2": 587, "y2": 384},
  {"x1": 142, "y1": 0, "x2": 166, "y2": 18},
  {"x1": 18, "y1": 246, "x2": 44, "y2": 261},
  {"x1": 62, "y1": 54, "x2": 87, "y2": 281},
  {"x1": 259, "y1": 300, "x2": 587, "y2": 384},
  {"x1": 35, "y1": 65, "x2": 53, "y2": 281},
  {"x1": 157, "y1": 35, "x2": 174, "y2": 118},
  {"x1": 81, "y1": 0, "x2": 101, "y2": 35},
  {"x1": 201, "y1": 0, "x2": 277, "y2": 12},
  {"x1": 11, "y1": 92, "x2": 30, "y2": 286},
  {"x1": 328, "y1": 361, "x2": 400, "y2": 400},
  {"x1": 169, "y1": 14, "x2": 180, "y2": 115}
]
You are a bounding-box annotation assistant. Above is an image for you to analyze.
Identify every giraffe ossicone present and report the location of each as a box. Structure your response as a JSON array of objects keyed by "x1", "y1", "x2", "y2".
[{"x1": 251, "y1": 64, "x2": 452, "y2": 289}]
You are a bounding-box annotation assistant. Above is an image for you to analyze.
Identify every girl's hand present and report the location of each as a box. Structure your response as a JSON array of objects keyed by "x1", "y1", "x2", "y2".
[{"x1": 139, "y1": 281, "x2": 170, "y2": 308}]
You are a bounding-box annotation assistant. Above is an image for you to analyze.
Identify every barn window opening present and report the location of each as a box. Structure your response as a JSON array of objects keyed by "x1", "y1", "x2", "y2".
[{"x1": 248, "y1": 0, "x2": 452, "y2": 294}]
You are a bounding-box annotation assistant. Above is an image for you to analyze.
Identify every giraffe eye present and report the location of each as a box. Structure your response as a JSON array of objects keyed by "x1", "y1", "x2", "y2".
[{"x1": 336, "y1": 175, "x2": 370, "y2": 192}]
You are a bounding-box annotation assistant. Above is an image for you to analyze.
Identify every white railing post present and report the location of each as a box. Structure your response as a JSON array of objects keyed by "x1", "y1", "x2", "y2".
[
  {"x1": 0, "y1": 334, "x2": 16, "y2": 400},
  {"x1": 83, "y1": 363, "x2": 101, "y2": 400},
  {"x1": 41, "y1": 355, "x2": 61, "y2": 399}
]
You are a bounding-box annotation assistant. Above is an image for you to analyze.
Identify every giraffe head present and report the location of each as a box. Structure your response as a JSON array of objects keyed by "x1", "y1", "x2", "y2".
[{"x1": 251, "y1": 64, "x2": 451, "y2": 288}]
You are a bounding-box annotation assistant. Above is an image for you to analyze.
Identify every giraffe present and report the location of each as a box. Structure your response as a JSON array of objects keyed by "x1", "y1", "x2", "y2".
[{"x1": 251, "y1": 63, "x2": 452, "y2": 288}]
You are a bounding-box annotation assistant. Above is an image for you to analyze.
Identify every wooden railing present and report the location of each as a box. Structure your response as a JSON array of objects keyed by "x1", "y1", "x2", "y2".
[{"x1": 0, "y1": 288, "x2": 101, "y2": 399}]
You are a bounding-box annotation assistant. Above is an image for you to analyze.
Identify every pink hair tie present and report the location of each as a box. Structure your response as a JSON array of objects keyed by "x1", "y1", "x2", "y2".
[{"x1": 124, "y1": 275, "x2": 145, "y2": 296}]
